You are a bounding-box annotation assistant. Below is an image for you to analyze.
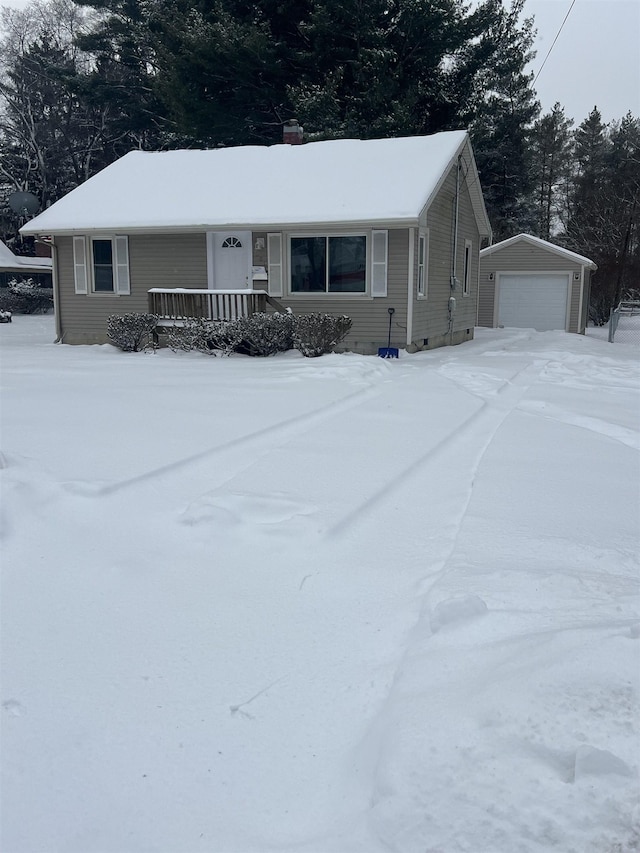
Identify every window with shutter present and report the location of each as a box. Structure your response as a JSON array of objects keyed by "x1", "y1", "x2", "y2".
[
  {"x1": 85, "y1": 236, "x2": 130, "y2": 295},
  {"x1": 73, "y1": 236, "x2": 88, "y2": 294},
  {"x1": 267, "y1": 233, "x2": 283, "y2": 297},
  {"x1": 371, "y1": 230, "x2": 388, "y2": 297},
  {"x1": 115, "y1": 236, "x2": 130, "y2": 295}
]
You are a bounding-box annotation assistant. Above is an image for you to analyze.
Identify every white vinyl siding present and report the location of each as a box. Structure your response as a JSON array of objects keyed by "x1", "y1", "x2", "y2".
[
  {"x1": 371, "y1": 229, "x2": 388, "y2": 297},
  {"x1": 73, "y1": 236, "x2": 87, "y2": 294},
  {"x1": 267, "y1": 233, "x2": 283, "y2": 297}
]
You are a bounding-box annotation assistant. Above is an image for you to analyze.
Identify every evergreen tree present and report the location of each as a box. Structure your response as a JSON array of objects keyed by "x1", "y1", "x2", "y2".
[
  {"x1": 466, "y1": 0, "x2": 540, "y2": 241},
  {"x1": 530, "y1": 102, "x2": 573, "y2": 240},
  {"x1": 565, "y1": 110, "x2": 640, "y2": 321},
  {"x1": 77, "y1": 0, "x2": 540, "y2": 146}
]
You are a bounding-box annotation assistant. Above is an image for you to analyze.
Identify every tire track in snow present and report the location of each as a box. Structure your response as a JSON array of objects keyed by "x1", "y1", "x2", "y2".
[
  {"x1": 517, "y1": 400, "x2": 640, "y2": 450},
  {"x1": 328, "y1": 359, "x2": 549, "y2": 543},
  {"x1": 89, "y1": 376, "x2": 394, "y2": 499}
]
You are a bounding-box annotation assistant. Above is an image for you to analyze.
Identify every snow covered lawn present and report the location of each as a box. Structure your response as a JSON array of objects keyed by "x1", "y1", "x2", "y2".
[{"x1": 2, "y1": 317, "x2": 639, "y2": 853}]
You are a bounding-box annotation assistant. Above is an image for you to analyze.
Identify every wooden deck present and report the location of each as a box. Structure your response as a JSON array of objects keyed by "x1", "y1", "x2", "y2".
[{"x1": 148, "y1": 288, "x2": 269, "y2": 322}]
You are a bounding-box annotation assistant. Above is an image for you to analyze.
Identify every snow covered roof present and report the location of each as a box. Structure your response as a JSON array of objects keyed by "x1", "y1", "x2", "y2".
[
  {"x1": 0, "y1": 240, "x2": 52, "y2": 271},
  {"x1": 481, "y1": 233, "x2": 597, "y2": 270},
  {"x1": 21, "y1": 131, "x2": 491, "y2": 236}
]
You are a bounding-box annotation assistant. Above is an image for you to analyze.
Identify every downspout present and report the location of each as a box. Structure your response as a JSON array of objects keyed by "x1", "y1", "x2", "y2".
[
  {"x1": 577, "y1": 266, "x2": 585, "y2": 334},
  {"x1": 406, "y1": 227, "x2": 415, "y2": 348},
  {"x1": 43, "y1": 237, "x2": 62, "y2": 343},
  {"x1": 449, "y1": 155, "x2": 462, "y2": 340},
  {"x1": 451, "y1": 156, "x2": 461, "y2": 289}
]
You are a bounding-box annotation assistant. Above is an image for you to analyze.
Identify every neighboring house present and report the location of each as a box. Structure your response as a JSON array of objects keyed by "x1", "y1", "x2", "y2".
[
  {"x1": 478, "y1": 234, "x2": 597, "y2": 334},
  {"x1": 20, "y1": 128, "x2": 491, "y2": 353},
  {"x1": 0, "y1": 240, "x2": 52, "y2": 289}
]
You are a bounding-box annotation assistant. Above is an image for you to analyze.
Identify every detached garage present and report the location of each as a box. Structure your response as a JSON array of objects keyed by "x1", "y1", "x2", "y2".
[{"x1": 478, "y1": 234, "x2": 597, "y2": 334}]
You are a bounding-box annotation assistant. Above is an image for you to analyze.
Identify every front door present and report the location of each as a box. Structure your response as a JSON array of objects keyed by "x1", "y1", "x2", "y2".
[{"x1": 207, "y1": 231, "x2": 252, "y2": 290}]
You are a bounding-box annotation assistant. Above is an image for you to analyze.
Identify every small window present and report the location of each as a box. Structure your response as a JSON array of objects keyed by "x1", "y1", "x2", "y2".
[
  {"x1": 463, "y1": 239, "x2": 472, "y2": 297},
  {"x1": 417, "y1": 231, "x2": 429, "y2": 298},
  {"x1": 221, "y1": 237, "x2": 243, "y2": 248},
  {"x1": 92, "y1": 239, "x2": 114, "y2": 292}
]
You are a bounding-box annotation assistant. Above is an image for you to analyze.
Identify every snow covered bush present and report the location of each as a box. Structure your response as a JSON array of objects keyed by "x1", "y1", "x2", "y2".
[
  {"x1": 164, "y1": 318, "x2": 244, "y2": 356},
  {"x1": 293, "y1": 313, "x2": 352, "y2": 357},
  {"x1": 207, "y1": 319, "x2": 246, "y2": 355},
  {"x1": 5, "y1": 278, "x2": 53, "y2": 314},
  {"x1": 234, "y1": 312, "x2": 294, "y2": 356},
  {"x1": 164, "y1": 318, "x2": 217, "y2": 354},
  {"x1": 106, "y1": 313, "x2": 159, "y2": 352}
]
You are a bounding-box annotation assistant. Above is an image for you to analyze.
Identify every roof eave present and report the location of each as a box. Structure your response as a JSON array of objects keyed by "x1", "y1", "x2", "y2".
[
  {"x1": 480, "y1": 233, "x2": 596, "y2": 268},
  {"x1": 20, "y1": 215, "x2": 421, "y2": 237},
  {"x1": 419, "y1": 134, "x2": 492, "y2": 239}
]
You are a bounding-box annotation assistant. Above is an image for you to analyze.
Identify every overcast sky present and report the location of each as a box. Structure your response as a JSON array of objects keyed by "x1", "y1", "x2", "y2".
[
  {"x1": 524, "y1": 0, "x2": 640, "y2": 125},
  {"x1": 0, "y1": 0, "x2": 638, "y2": 127}
]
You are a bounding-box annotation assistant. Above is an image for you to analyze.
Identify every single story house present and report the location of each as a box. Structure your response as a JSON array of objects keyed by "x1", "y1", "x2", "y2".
[
  {"x1": 0, "y1": 240, "x2": 52, "y2": 289},
  {"x1": 21, "y1": 128, "x2": 491, "y2": 353},
  {"x1": 478, "y1": 234, "x2": 597, "y2": 334}
]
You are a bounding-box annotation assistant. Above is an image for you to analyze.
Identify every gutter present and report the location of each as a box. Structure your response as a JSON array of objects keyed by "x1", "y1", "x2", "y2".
[{"x1": 19, "y1": 217, "x2": 422, "y2": 239}]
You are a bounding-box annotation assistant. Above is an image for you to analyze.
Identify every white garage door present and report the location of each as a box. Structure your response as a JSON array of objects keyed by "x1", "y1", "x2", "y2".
[{"x1": 498, "y1": 273, "x2": 569, "y2": 331}]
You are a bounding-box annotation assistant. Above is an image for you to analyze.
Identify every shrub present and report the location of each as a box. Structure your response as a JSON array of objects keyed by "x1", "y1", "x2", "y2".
[
  {"x1": 6, "y1": 278, "x2": 54, "y2": 314},
  {"x1": 0, "y1": 291, "x2": 17, "y2": 313},
  {"x1": 293, "y1": 313, "x2": 352, "y2": 357},
  {"x1": 164, "y1": 318, "x2": 245, "y2": 356},
  {"x1": 106, "y1": 313, "x2": 158, "y2": 352},
  {"x1": 207, "y1": 319, "x2": 246, "y2": 355},
  {"x1": 164, "y1": 318, "x2": 217, "y2": 354},
  {"x1": 234, "y1": 312, "x2": 294, "y2": 356}
]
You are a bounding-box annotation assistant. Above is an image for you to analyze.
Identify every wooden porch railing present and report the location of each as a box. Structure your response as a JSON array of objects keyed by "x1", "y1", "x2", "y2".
[{"x1": 148, "y1": 288, "x2": 269, "y2": 322}]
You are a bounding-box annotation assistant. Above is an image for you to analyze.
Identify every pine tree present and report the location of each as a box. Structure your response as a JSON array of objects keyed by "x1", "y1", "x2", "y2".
[
  {"x1": 530, "y1": 103, "x2": 573, "y2": 240},
  {"x1": 566, "y1": 110, "x2": 640, "y2": 321},
  {"x1": 466, "y1": 0, "x2": 540, "y2": 241}
]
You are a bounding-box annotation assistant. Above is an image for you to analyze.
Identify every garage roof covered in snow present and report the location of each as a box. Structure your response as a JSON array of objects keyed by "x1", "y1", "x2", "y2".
[
  {"x1": 21, "y1": 131, "x2": 490, "y2": 236},
  {"x1": 0, "y1": 240, "x2": 52, "y2": 271},
  {"x1": 481, "y1": 234, "x2": 597, "y2": 270}
]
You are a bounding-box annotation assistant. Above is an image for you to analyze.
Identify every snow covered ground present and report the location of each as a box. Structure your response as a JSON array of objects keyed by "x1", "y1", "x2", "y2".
[{"x1": 1, "y1": 316, "x2": 639, "y2": 853}]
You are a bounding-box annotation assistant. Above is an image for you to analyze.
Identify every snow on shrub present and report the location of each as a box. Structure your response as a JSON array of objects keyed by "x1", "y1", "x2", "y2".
[
  {"x1": 164, "y1": 318, "x2": 244, "y2": 356},
  {"x1": 293, "y1": 313, "x2": 352, "y2": 357},
  {"x1": 164, "y1": 318, "x2": 217, "y2": 354},
  {"x1": 234, "y1": 312, "x2": 294, "y2": 357},
  {"x1": 112, "y1": 311, "x2": 352, "y2": 358},
  {"x1": 106, "y1": 313, "x2": 159, "y2": 352},
  {"x1": 5, "y1": 278, "x2": 53, "y2": 315}
]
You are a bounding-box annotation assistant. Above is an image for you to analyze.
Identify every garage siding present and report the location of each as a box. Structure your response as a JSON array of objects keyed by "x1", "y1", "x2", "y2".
[{"x1": 479, "y1": 240, "x2": 587, "y2": 333}]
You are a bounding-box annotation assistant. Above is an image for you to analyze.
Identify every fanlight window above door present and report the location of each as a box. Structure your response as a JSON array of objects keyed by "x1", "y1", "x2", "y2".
[{"x1": 221, "y1": 237, "x2": 243, "y2": 248}]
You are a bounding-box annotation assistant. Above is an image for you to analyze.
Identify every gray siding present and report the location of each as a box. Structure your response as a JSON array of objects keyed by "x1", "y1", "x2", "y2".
[
  {"x1": 412, "y1": 164, "x2": 480, "y2": 346},
  {"x1": 268, "y1": 228, "x2": 409, "y2": 355},
  {"x1": 55, "y1": 219, "x2": 482, "y2": 352},
  {"x1": 479, "y1": 240, "x2": 588, "y2": 333},
  {"x1": 56, "y1": 234, "x2": 207, "y2": 344}
]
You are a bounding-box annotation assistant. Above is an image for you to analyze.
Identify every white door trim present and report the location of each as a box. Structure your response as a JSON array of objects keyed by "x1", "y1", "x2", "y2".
[{"x1": 206, "y1": 230, "x2": 252, "y2": 290}]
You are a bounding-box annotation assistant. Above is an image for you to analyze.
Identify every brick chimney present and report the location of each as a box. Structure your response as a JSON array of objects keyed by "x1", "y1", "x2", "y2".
[{"x1": 283, "y1": 119, "x2": 303, "y2": 145}]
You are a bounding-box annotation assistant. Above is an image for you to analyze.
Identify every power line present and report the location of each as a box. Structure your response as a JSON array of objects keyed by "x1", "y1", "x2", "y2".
[{"x1": 533, "y1": 0, "x2": 577, "y2": 87}]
